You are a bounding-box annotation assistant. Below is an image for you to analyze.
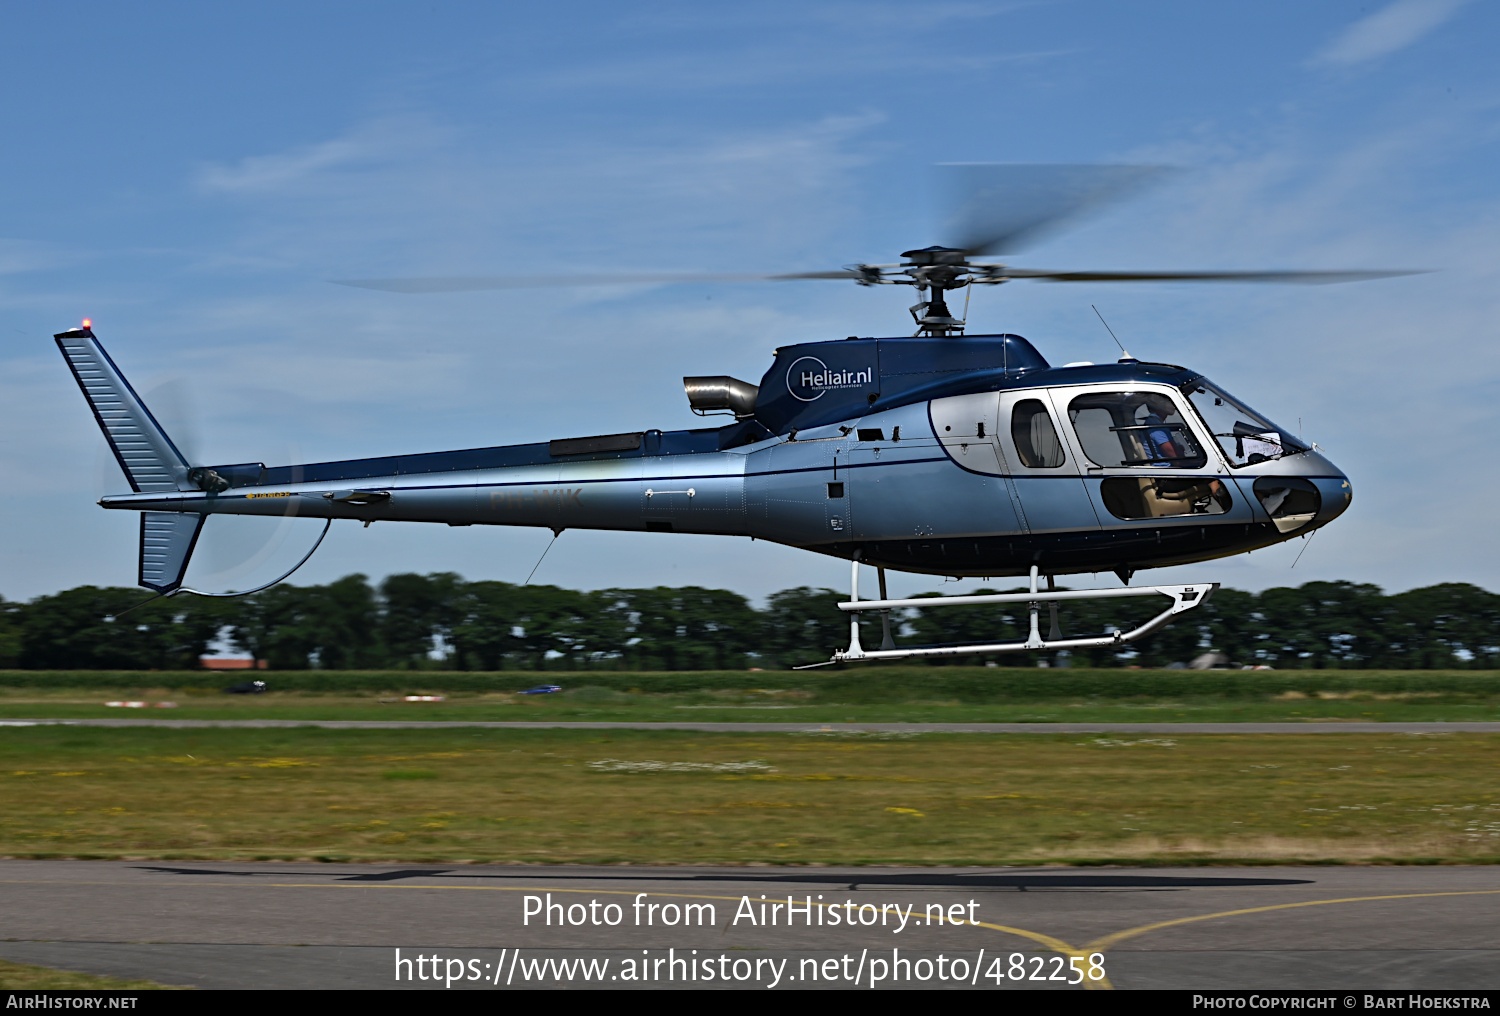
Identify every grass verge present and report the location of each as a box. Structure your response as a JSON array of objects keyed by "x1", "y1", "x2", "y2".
[
  {"x1": 3, "y1": 668, "x2": 1500, "y2": 722},
  {"x1": 2, "y1": 725, "x2": 1497, "y2": 865},
  {"x1": 0, "y1": 957, "x2": 177, "y2": 990}
]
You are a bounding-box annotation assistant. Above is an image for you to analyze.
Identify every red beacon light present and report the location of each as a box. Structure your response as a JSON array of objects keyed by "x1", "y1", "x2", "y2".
[{"x1": 81, "y1": 319, "x2": 91, "y2": 329}]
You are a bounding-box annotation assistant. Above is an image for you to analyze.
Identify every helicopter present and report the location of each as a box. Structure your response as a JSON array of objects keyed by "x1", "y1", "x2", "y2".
[{"x1": 56, "y1": 165, "x2": 1414, "y2": 665}]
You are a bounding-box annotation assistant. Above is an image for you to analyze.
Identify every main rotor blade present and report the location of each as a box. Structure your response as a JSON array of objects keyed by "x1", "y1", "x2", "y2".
[
  {"x1": 995, "y1": 268, "x2": 1428, "y2": 284},
  {"x1": 940, "y1": 164, "x2": 1171, "y2": 256},
  {"x1": 331, "y1": 270, "x2": 856, "y2": 293}
]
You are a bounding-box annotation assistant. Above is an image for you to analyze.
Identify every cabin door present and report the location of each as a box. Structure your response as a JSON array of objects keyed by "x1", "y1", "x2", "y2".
[
  {"x1": 1054, "y1": 383, "x2": 1258, "y2": 534},
  {"x1": 995, "y1": 389, "x2": 1102, "y2": 536}
]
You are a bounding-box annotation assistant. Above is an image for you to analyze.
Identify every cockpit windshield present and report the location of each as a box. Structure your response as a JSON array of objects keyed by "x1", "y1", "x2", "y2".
[{"x1": 1184, "y1": 380, "x2": 1308, "y2": 467}]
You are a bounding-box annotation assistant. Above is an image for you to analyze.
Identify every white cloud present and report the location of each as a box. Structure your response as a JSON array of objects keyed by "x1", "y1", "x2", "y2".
[
  {"x1": 195, "y1": 117, "x2": 451, "y2": 194},
  {"x1": 184, "y1": 109, "x2": 890, "y2": 283},
  {"x1": 198, "y1": 137, "x2": 368, "y2": 193},
  {"x1": 0, "y1": 238, "x2": 86, "y2": 276},
  {"x1": 1311, "y1": 0, "x2": 1471, "y2": 67},
  {"x1": 532, "y1": 43, "x2": 1072, "y2": 94}
]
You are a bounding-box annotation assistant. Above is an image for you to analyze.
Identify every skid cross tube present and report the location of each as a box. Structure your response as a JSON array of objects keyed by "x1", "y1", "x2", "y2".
[{"x1": 829, "y1": 564, "x2": 1217, "y2": 663}]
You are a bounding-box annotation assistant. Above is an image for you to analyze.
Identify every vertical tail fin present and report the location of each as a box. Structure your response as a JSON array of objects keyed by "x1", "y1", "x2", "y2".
[
  {"x1": 55, "y1": 326, "x2": 193, "y2": 493},
  {"x1": 140, "y1": 512, "x2": 207, "y2": 594},
  {"x1": 58, "y1": 326, "x2": 204, "y2": 593}
]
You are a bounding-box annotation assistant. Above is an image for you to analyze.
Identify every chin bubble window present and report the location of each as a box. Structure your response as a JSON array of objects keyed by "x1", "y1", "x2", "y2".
[
  {"x1": 1101, "y1": 476, "x2": 1232, "y2": 520},
  {"x1": 1253, "y1": 476, "x2": 1321, "y2": 533},
  {"x1": 1184, "y1": 380, "x2": 1308, "y2": 467},
  {"x1": 1068, "y1": 391, "x2": 1207, "y2": 469},
  {"x1": 1010, "y1": 399, "x2": 1066, "y2": 468}
]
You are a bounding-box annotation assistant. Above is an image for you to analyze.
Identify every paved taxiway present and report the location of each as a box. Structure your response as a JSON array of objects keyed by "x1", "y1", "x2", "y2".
[{"x1": 0, "y1": 861, "x2": 1496, "y2": 990}]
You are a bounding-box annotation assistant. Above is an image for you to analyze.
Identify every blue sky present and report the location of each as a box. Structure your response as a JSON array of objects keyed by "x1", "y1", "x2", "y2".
[{"x1": 1, "y1": 0, "x2": 1495, "y2": 603}]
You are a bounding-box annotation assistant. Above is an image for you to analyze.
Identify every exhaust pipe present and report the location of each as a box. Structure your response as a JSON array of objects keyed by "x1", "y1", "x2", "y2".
[{"x1": 683, "y1": 376, "x2": 758, "y2": 419}]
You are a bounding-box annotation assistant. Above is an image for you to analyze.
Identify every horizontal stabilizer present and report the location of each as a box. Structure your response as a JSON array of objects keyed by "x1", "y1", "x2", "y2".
[
  {"x1": 56, "y1": 327, "x2": 191, "y2": 493},
  {"x1": 140, "y1": 512, "x2": 206, "y2": 594}
]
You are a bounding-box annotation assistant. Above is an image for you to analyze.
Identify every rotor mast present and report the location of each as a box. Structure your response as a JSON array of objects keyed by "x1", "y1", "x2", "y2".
[
  {"x1": 901, "y1": 245, "x2": 980, "y2": 336},
  {"x1": 851, "y1": 245, "x2": 1003, "y2": 337}
]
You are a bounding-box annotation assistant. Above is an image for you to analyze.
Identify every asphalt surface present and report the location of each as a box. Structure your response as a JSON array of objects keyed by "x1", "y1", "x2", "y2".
[
  {"x1": 0, "y1": 861, "x2": 1496, "y2": 990},
  {"x1": 5, "y1": 719, "x2": 1500, "y2": 732}
]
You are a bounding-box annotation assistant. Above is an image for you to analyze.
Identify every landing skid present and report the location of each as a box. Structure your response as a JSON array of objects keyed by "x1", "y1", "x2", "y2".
[{"x1": 801, "y1": 562, "x2": 1217, "y2": 666}]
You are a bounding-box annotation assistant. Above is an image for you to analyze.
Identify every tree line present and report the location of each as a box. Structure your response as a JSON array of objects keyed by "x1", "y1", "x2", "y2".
[{"x1": 0, "y1": 575, "x2": 1496, "y2": 671}]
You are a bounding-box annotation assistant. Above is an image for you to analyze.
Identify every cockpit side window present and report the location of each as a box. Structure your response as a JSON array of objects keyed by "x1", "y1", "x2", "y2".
[
  {"x1": 1011, "y1": 399, "x2": 1066, "y2": 468},
  {"x1": 1066, "y1": 391, "x2": 1207, "y2": 469},
  {"x1": 1184, "y1": 380, "x2": 1307, "y2": 467}
]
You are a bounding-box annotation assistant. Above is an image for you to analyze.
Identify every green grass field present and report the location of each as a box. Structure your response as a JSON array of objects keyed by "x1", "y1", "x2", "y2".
[
  {"x1": 0, "y1": 958, "x2": 175, "y2": 990},
  {"x1": 3, "y1": 725, "x2": 1497, "y2": 865},
  {"x1": 3, "y1": 668, "x2": 1500, "y2": 723}
]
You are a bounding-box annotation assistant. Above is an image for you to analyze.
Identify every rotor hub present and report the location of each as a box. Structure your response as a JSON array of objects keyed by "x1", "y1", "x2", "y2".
[{"x1": 899, "y1": 245, "x2": 970, "y2": 266}]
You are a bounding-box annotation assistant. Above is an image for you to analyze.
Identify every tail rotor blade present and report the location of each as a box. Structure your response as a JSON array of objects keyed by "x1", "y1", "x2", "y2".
[
  {"x1": 142, "y1": 377, "x2": 201, "y2": 468},
  {"x1": 192, "y1": 512, "x2": 308, "y2": 591},
  {"x1": 131, "y1": 369, "x2": 312, "y2": 591},
  {"x1": 191, "y1": 440, "x2": 305, "y2": 589}
]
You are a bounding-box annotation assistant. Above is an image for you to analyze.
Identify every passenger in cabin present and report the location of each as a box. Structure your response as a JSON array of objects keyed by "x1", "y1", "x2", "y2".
[{"x1": 1140, "y1": 412, "x2": 1182, "y2": 463}]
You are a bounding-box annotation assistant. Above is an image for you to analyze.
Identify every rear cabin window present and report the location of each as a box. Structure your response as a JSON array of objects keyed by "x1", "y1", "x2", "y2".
[
  {"x1": 1010, "y1": 399, "x2": 1066, "y2": 468},
  {"x1": 1067, "y1": 391, "x2": 1206, "y2": 469}
]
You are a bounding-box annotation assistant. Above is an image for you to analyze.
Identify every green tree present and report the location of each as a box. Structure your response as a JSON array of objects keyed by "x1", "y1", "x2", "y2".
[
  {"x1": 509, "y1": 584, "x2": 595, "y2": 669},
  {"x1": 224, "y1": 583, "x2": 320, "y2": 669},
  {"x1": 305, "y1": 575, "x2": 382, "y2": 669},
  {"x1": 17, "y1": 586, "x2": 222, "y2": 669},
  {"x1": 225, "y1": 575, "x2": 381, "y2": 669},
  {"x1": 12, "y1": 573, "x2": 1500, "y2": 673},
  {"x1": 598, "y1": 586, "x2": 758, "y2": 670},
  {"x1": 0, "y1": 595, "x2": 22, "y2": 668},
  {"x1": 758, "y1": 586, "x2": 848, "y2": 669},
  {"x1": 449, "y1": 580, "x2": 521, "y2": 670},
  {"x1": 379, "y1": 572, "x2": 462, "y2": 668},
  {"x1": 1244, "y1": 582, "x2": 1388, "y2": 669},
  {"x1": 1386, "y1": 583, "x2": 1500, "y2": 669}
]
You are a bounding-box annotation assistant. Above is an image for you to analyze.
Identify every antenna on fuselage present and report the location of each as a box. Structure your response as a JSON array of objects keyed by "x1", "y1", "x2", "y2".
[{"x1": 1091, "y1": 305, "x2": 1137, "y2": 363}]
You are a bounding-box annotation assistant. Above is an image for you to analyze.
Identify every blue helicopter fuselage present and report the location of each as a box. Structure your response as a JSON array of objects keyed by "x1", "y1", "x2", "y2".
[{"x1": 98, "y1": 333, "x2": 1350, "y2": 579}]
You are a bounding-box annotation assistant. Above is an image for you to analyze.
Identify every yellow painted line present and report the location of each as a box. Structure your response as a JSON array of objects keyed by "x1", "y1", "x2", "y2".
[{"x1": 1084, "y1": 888, "x2": 1500, "y2": 954}]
